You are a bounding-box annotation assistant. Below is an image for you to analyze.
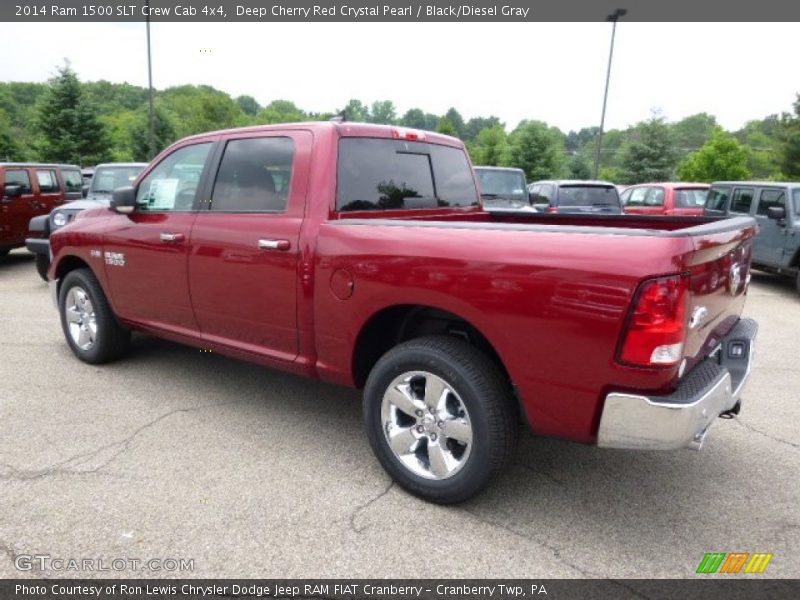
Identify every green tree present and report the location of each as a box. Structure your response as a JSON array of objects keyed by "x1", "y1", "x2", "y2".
[
  {"x1": 677, "y1": 128, "x2": 751, "y2": 182},
  {"x1": 618, "y1": 115, "x2": 678, "y2": 184},
  {"x1": 369, "y1": 100, "x2": 396, "y2": 124},
  {"x1": 567, "y1": 154, "x2": 591, "y2": 179},
  {"x1": 400, "y1": 108, "x2": 427, "y2": 129},
  {"x1": 464, "y1": 116, "x2": 502, "y2": 142},
  {"x1": 340, "y1": 99, "x2": 370, "y2": 122},
  {"x1": 780, "y1": 95, "x2": 800, "y2": 179},
  {"x1": 444, "y1": 107, "x2": 466, "y2": 139},
  {"x1": 235, "y1": 95, "x2": 261, "y2": 117},
  {"x1": 34, "y1": 63, "x2": 111, "y2": 165},
  {"x1": 504, "y1": 120, "x2": 566, "y2": 181},
  {"x1": 468, "y1": 125, "x2": 508, "y2": 166},
  {"x1": 0, "y1": 108, "x2": 21, "y2": 161},
  {"x1": 436, "y1": 117, "x2": 457, "y2": 136},
  {"x1": 256, "y1": 99, "x2": 306, "y2": 124},
  {"x1": 671, "y1": 113, "x2": 718, "y2": 157},
  {"x1": 130, "y1": 104, "x2": 178, "y2": 161}
]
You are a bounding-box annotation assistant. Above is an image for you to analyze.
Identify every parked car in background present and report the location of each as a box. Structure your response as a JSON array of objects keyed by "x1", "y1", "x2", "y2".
[
  {"x1": 705, "y1": 181, "x2": 800, "y2": 293},
  {"x1": 528, "y1": 180, "x2": 622, "y2": 214},
  {"x1": 26, "y1": 162, "x2": 147, "y2": 279},
  {"x1": 1, "y1": 163, "x2": 82, "y2": 258},
  {"x1": 621, "y1": 183, "x2": 709, "y2": 216},
  {"x1": 46, "y1": 122, "x2": 758, "y2": 503},
  {"x1": 474, "y1": 166, "x2": 531, "y2": 209},
  {"x1": 81, "y1": 168, "x2": 95, "y2": 198}
]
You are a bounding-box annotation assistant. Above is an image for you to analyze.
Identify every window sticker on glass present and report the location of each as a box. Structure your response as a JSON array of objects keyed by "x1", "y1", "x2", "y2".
[{"x1": 147, "y1": 178, "x2": 179, "y2": 210}]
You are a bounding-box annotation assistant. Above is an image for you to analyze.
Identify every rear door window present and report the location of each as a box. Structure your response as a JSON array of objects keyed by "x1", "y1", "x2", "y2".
[
  {"x1": 4, "y1": 169, "x2": 32, "y2": 194},
  {"x1": 794, "y1": 189, "x2": 800, "y2": 216},
  {"x1": 730, "y1": 188, "x2": 755, "y2": 214},
  {"x1": 336, "y1": 138, "x2": 478, "y2": 211},
  {"x1": 624, "y1": 187, "x2": 649, "y2": 207},
  {"x1": 705, "y1": 186, "x2": 730, "y2": 211},
  {"x1": 756, "y1": 189, "x2": 786, "y2": 216},
  {"x1": 211, "y1": 137, "x2": 295, "y2": 212},
  {"x1": 36, "y1": 170, "x2": 59, "y2": 193},
  {"x1": 62, "y1": 169, "x2": 83, "y2": 194},
  {"x1": 645, "y1": 187, "x2": 665, "y2": 207}
]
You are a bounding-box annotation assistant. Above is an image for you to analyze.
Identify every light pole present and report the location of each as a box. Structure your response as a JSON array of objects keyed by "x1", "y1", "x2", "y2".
[
  {"x1": 145, "y1": 0, "x2": 156, "y2": 160},
  {"x1": 593, "y1": 8, "x2": 626, "y2": 179}
]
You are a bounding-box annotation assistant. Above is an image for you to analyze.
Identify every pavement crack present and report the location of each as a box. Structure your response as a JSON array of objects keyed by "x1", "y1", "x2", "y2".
[
  {"x1": 350, "y1": 480, "x2": 394, "y2": 534},
  {"x1": 514, "y1": 462, "x2": 566, "y2": 486},
  {"x1": 0, "y1": 399, "x2": 244, "y2": 482},
  {"x1": 463, "y1": 508, "x2": 597, "y2": 577},
  {"x1": 735, "y1": 418, "x2": 800, "y2": 449}
]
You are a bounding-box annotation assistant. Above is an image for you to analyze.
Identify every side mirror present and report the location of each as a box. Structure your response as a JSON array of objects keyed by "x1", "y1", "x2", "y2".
[
  {"x1": 2, "y1": 184, "x2": 22, "y2": 203},
  {"x1": 110, "y1": 186, "x2": 136, "y2": 214},
  {"x1": 767, "y1": 206, "x2": 786, "y2": 221}
]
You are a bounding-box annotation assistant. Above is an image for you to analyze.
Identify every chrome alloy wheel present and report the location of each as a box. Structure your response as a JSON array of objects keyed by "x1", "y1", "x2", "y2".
[
  {"x1": 64, "y1": 286, "x2": 97, "y2": 351},
  {"x1": 381, "y1": 371, "x2": 473, "y2": 480}
]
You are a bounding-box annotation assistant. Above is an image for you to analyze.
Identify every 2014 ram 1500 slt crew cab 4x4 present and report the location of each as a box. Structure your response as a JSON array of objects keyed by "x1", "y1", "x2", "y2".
[{"x1": 47, "y1": 122, "x2": 758, "y2": 503}]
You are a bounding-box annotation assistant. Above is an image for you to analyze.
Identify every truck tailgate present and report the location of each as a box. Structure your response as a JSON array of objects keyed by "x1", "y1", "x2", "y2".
[{"x1": 682, "y1": 218, "x2": 758, "y2": 370}]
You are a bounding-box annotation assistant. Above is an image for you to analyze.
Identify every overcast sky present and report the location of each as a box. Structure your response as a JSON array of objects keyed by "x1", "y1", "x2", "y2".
[{"x1": 1, "y1": 22, "x2": 798, "y2": 132}]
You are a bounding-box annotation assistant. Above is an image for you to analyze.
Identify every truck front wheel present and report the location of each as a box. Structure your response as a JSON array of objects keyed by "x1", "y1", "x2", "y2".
[
  {"x1": 363, "y1": 336, "x2": 518, "y2": 503},
  {"x1": 58, "y1": 268, "x2": 130, "y2": 364}
]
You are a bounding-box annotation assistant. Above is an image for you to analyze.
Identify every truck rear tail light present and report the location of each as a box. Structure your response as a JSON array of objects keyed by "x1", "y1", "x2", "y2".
[
  {"x1": 391, "y1": 127, "x2": 426, "y2": 141},
  {"x1": 618, "y1": 274, "x2": 689, "y2": 368},
  {"x1": 547, "y1": 207, "x2": 558, "y2": 213}
]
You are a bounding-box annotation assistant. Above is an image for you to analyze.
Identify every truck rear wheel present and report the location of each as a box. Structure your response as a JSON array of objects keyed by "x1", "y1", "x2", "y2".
[
  {"x1": 58, "y1": 268, "x2": 130, "y2": 364},
  {"x1": 363, "y1": 335, "x2": 517, "y2": 503},
  {"x1": 35, "y1": 254, "x2": 49, "y2": 281}
]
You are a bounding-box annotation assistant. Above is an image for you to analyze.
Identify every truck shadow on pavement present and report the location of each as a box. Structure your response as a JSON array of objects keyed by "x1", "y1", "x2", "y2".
[{"x1": 116, "y1": 333, "x2": 766, "y2": 572}]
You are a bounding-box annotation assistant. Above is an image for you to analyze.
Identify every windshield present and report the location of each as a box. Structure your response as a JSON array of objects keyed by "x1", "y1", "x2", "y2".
[
  {"x1": 475, "y1": 169, "x2": 527, "y2": 202},
  {"x1": 90, "y1": 166, "x2": 145, "y2": 195},
  {"x1": 558, "y1": 185, "x2": 619, "y2": 207},
  {"x1": 675, "y1": 188, "x2": 709, "y2": 208}
]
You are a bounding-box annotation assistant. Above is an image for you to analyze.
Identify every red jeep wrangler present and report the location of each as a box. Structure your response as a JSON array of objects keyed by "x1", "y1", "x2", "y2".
[{"x1": 48, "y1": 122, "x2": 758, "y2": 502}]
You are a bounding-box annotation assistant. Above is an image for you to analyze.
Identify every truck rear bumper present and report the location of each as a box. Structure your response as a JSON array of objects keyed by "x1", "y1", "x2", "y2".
[{"x1": 598, "y1": 317, "x2": 758, "y2": 450}]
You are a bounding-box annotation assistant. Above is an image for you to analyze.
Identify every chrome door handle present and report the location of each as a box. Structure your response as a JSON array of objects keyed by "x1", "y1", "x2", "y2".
[
  {"x1": 258, "y1": 239, "x2": 291, "y2": 251},
  {"x1": 160, "y1": 232, "x2": 185, "y2": 243}
]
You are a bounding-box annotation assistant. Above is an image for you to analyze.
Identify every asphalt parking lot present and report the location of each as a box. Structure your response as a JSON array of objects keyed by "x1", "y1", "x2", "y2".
[{"x1": 0, "y1": 248, "x2": 798, "y2": 579}]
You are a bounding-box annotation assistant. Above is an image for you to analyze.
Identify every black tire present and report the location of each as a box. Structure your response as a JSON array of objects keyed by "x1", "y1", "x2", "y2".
[
  {"x1": 58, "y1": 268, "x2": 130, "y2": 364},
  {"x1": 35, "y1": 254, "x2": 49, "y2": 281},
  {"x1": 363, "y1": 335, "x2": 518, "y2": 504},
  {"x1": 0, "y1": 247, "x2": 10, "y2": 258}
]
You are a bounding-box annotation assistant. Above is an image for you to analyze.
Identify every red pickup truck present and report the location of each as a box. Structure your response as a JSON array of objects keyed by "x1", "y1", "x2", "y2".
[{"x1": 47, "y1": 122, "x2": 758, "y2": 503}]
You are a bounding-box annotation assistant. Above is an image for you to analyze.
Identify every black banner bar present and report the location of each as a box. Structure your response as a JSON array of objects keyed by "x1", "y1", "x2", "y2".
[
  {"x1": 3, "y1": 0, "x2": 800, "y2": 22},
  {"x1": 2, "y1": 579, "x2": 800, "y2": 600}
]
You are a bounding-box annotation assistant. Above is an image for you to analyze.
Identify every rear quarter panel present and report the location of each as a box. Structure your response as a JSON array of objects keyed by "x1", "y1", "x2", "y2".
[{"x1": 313, "y1": 221, "x2": 697, "y2": 443}]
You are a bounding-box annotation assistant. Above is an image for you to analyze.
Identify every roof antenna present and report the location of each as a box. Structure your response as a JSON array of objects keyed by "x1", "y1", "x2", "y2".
[{"x1": 330, "y1": 109, "x2": 346, "y2": 123}]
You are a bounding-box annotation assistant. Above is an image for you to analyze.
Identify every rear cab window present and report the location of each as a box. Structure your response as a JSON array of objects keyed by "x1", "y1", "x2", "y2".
[
  {"x1": 558, "y1": 184, "x2": 619, "y2": 208},
  {"x1": 336, "y1": 138, "x2": 478, "y2": 212}
]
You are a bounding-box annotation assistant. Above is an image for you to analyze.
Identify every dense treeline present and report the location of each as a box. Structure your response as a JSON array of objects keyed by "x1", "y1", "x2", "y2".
[{"x1": 1, "y1": 64, "x2": 799, "y2": 184}]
